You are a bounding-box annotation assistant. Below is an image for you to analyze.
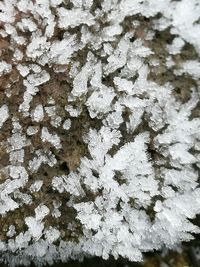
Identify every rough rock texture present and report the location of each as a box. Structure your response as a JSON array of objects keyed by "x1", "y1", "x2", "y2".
[{"x1": 0, "y1": 0, "x2": 200, "y2": 266}]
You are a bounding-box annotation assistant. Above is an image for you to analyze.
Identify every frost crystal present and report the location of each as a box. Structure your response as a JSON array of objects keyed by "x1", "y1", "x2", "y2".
[
  {"x1": 41, "y1": 127, "x2": 61, "y2": 149},
  {"x1": 32, "y1": 105, "x2": 44, "y2": 122},
  {"x1": 0, "y1": 0, "x2": 200, "y2": 266},
  {"x1": 63, "y1": 119, "x2": 71, "y2": 130},
  {"x1": 0, "y1": 105, "x2": 9, "y2": 129},
  {"x1": 0, "y1": 61, "x2": 12, "y2": 76}
]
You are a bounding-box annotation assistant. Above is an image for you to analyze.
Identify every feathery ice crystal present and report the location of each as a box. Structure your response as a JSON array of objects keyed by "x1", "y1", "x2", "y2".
[{"x1": 0, "y1": 0, "x2": 200, "y2": 265}]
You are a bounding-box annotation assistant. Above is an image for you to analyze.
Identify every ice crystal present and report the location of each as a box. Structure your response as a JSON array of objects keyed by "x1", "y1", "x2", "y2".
[{"x1": 0, "y1": 0, "x2": 200, "y2": 265}]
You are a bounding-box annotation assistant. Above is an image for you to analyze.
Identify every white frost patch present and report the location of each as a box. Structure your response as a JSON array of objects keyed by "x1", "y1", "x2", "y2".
[
  {"x1": 9, "y1": 149, "x2": 24, "y2": 164},
  {"x1": 58, "y1": 8, "x2": 95, "y2": 28},
  {"x1": 32, "y1": 104, "x2": 44, "y2": 122},
  {"x1": 114, "y1": 77, "x2": 134, "y2": 95},
  {"x1": 0, "y1": 61, "x2": 12, "y2": 76},
  {"x1": 18, "y1": 92, "x2": 34, "y2": 115},
  {"x1": 7, "y1": 132, "x2": 28, "y2": 152},
  {"x1": 86, "y1": 86, "x2": 116, "y2": 118},
  {"x1": 176, "y1": 60, "x2": 200, "y2": 79},
  {"x1": 45, "y1": 227, "x2": 60, "y2": 243},
  {"x1": 17, "y1": 18, "x2": 37, "y2": 32},
  {"x1": 17, "y1": 64, "x2": 30, "y2": 77},
  {"x1": 170, "y1": 0, "x2": 200, "y2": 53},
  {"x1": 26, "y1": 70, "x2": 50, "y2": 87},
  {"x1": 65, "y1": 105, "x2": 82, "y2": 117},
  {"x1": 6, "y1": 225, "x2": 16, "y2": 238},
  {"x1": 169, "y1": 143, "x2": 197, "y2": 164},
  {"x1": 63, "y1": 119, "x2": 71, "y2": 130},
  {"x1": 27, "y1": 126, "x2": 39, "y2": 136},
  {"x1": 45, "y1": 106, "x2": 62, "y2": 127},
  {"x1": 50, "y1": 35, "x2": 78, "y2": 64},
  {"x1": 35, "y1": 204, "x2": 50, "y2": 221},
  {"x1": 52, "y1": 200, "x2": 61, "y2": 218},
  {"x1": 74, "y1": 202, "x2": 102, "y2": 231},
  {"x1": 41, "y1": 127, "x2": 61, "y2": 149},
  {"x1": 0, "y1": 0, "x2": 200, "y2": 264},
  {"x1": 26, "y1": 36, "x2": 50, "y2": 59},
  {"x1": 104, "y1": 36, "x2": 130, "y2": 74},
  {"x1": 0, "y1": 166, "x2": 28, "y2": 214},
  {"x1": 13, "y1": 49, "x2": 24, "y2": 61},
  {"x1": 71, "y1": 57, "x2": 95, "y2": 96},
  {"x1": 25, "y1": 204, "x2": 49, "y2": 240},
  {"x1": 30, "y1": 180, "x2": 43, "y2": 193},
  {"x1": 0, "y1": 105, "x2": 9, "y2": 129},
  {"x1": 167, "y1": 37, "x2": 185, "y2": 55},
  {"x1": 52, "y1": 174, "x2": 84, "y2": 196},
  {"x1": 103, "y1": 24, "x2": 123, "y2": 39},
  {"x1": 28, "y1": 149, "x2": 57, "y2": 173},
  {"x1": 25, "y1": 217, "x2": 44, "y2": 240}
]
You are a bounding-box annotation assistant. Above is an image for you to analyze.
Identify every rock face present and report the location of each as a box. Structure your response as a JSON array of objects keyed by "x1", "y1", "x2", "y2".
[{"x1": 0, "y1": 0, "x2": 200, "y2": 265}]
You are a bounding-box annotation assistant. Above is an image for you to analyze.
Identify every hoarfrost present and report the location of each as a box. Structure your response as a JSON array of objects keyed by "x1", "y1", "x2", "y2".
[
  {"x1": 0, "y1": 0, "x2": 200, "y2": 265},
  {"x1": 0, "y1": 105, "x2": 9, "y2": 129}
]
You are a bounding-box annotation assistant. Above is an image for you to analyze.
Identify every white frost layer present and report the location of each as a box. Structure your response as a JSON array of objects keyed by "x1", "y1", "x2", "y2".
[
  {"x1": 0, "y1": 0, "x2": 200, "y2": 265},
  {"x1": 0, "y1": 105, "x2": 9, "y2": 129}
]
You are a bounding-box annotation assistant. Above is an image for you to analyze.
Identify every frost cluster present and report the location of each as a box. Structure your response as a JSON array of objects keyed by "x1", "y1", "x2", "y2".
[{"x1": 0, "y1": 0, "x2": 200, "y2": 266}]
